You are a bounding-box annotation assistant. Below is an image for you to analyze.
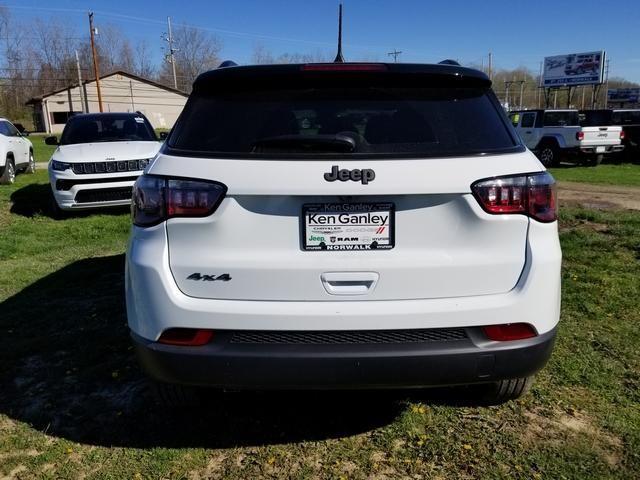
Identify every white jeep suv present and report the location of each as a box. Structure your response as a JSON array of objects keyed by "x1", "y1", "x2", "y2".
[
  {"x1": 47, "y1": 112, "x2": 161, "y2": 211},
  {"x1": 0, "y1": 118, "x2": 35, "y2": 185},
  {"x1": 127, "y1": 62, "x2": 561, "y2": 404}
]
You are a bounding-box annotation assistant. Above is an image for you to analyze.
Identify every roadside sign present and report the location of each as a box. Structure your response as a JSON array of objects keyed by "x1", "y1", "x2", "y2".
[{"x1": 542, "y1": 51, "x2": 605, "y2": 87}]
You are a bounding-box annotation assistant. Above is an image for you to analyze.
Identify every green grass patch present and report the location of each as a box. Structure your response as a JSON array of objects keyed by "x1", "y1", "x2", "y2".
[
  {"x1": 0, "y1": 172, "x2": 638, "y2": 478},
  {"x1": 27, "y1": 134, "x2": 57, "y2": 164},
  {"x1": 549, "y1": 162, "x2": 640, "y2": 187}
]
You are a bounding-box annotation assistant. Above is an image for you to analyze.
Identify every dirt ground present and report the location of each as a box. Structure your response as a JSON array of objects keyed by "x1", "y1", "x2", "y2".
[{"x1": 558, "y1": 181, "x2": 640, "y2": 211}]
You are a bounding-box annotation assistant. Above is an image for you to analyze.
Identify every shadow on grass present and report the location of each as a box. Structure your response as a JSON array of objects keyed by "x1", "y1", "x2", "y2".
[
  {"x1": 9, "y1": 183, "x2": 129, "y2": 219},
  {"x1": 0, "y1": 255, "x2": 486, "y2": 449}
]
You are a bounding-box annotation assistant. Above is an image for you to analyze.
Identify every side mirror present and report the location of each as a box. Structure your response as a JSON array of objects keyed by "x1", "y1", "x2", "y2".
[
  {"x1": 45, "y1": 136, "x2": 59, "y2": 145},
  {"x1": 159, "y1": 131, "x2": 168, "y2": 140}
]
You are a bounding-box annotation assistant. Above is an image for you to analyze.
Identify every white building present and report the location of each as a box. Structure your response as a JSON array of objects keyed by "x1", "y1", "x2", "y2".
[{"x1": 26, "y1": 71, "x2": 189, "y2": 134}]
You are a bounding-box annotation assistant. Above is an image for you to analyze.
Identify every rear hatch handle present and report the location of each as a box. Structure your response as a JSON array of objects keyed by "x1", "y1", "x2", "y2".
[{"x1": 321, "y1": 272, "x2": 379, "y2": 296}]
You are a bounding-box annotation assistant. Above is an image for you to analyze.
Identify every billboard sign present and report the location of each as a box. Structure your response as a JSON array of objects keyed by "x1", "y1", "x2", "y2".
[
  {"x1": 542, "y1": 51, "x2": 605, "y2": 87},
  {"x1": 607, "y1": 88, "x2": 640, "y2": 104}
]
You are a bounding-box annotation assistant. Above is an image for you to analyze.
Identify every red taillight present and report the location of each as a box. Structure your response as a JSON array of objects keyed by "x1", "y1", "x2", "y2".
[
  {"x1": 158, "y1": 328, "x2": 214, "y2": 346},
  {"x1": 620, "y1": 130, "x2": 625, "y2": 140},
  {"x1": 132, "y1": 175, "x2": 227, "y2": 227},
  {"x1": 301, "y1": 63, "x2": 388, "y2": 72},
  {"x1": 471, "y1": 172, "x2": 557, "y2": 222},
  {"x1": 483, "y1": 323, "x2": 537, "y2": 341},
  {"x1": 576, "y1": 131, "x2": 584, "y2": 141}
]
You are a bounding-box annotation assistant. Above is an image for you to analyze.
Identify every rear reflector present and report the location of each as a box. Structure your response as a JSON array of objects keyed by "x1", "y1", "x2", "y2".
[
  {"x1": 483, "y1": 323, "x2": 537, "y2": 341},
  {"x1": 158, "y1": 328, "x2": 214, "y2": 346},
  {"x1": 471, "y1": 172, "x2": 557, "y2": 222},
  {"x1": 301, "y1": 63, "x2": 388, "y2": 72}
]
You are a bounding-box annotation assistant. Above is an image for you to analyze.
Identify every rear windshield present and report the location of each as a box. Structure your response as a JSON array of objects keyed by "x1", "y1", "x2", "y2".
[
  {"x1": 168, "y1": 87, "x2": 519, "y2": 158},
  {"x1": 543, "y1": 111, "x2": 580, "y2": 127},
  {"x1": 612, "y1": 111, "x2": 640, "y2": 125},
  {"x1": 579, "y1": 110, "x2": 612, "y2": 126},
  {"x1": 60, "y1": 114, "x2": 157, "y2": 145}
]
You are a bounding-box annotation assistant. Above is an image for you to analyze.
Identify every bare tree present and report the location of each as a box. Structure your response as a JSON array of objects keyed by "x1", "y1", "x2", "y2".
[
  {"x1": 251, "y1": 44, "x2": 327, "y2": 65},
  {"x1": 160, "y1": 24, "x2": 222, "y2": 92},
  {"x1": 134, "y1": 39, "x2": 155, "y2": 78},
  {"x1": 251, "y1": 43, "x2": 275, "y2": 65}
]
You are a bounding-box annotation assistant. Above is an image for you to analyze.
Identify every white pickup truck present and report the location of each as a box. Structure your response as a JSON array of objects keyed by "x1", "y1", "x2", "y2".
[{"x1": 509, "y1": 109, "x2": 624, "y2": 166}]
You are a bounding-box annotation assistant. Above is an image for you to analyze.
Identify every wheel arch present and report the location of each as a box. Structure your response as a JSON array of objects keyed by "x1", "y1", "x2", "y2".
[{"x1": 535, "y1": 135, "x2": 564, "y2": 150}]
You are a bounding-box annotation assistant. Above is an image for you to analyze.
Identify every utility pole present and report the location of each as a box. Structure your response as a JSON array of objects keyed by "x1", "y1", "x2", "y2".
[
  {"x1": 75, "y1": 50, "x2": 86, "y2": 113},
  {"x1": 536, "y1": 61, "x2": 543, "y2": 108},
  {"x1": 129, "y1": 80, "x2": 135, "y2": 110},
  {"x1": 603, "y1": 58, "x2": 610, "y2": 108},
  {"x1": 518, "y1": 79, "x2": 525, "y2": 109},
  {"x1": 88, "y1": 12, "x2": 103, "y2": 112},
  {"x1": 488, "y1": 52, "x2": 493, "y2": 80},
  {"x1": 164, "y1": 17, "x2": 178, "y2": 89},
  {"x1": 387, "y1": 49, "x2": 402, "y2": 63},
  {"x1": 504, "y1": 80, "x2": 512, "y2": 108}
]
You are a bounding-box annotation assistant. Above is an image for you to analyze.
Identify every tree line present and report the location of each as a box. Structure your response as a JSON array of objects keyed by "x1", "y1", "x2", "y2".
[{"x1": 0, "y1": 7, "x2": 223, "y2": 124}]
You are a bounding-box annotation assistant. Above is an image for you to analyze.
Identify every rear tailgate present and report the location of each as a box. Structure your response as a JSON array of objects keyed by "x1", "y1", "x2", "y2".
[
  {"x1": 152, "y1": 152, "x2": 541, "y2": 301},
  {"x1": 580, "y1": 126, "x2": 622, "y2": 147}
]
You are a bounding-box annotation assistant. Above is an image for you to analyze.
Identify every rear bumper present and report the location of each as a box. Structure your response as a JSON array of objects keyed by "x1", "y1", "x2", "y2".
[
  {"x1": 132, "y1": 327, "x2": 557, "y2": 389},
  {"x1": 572, "y1": 145, "x2": 624, "y2": 155}
]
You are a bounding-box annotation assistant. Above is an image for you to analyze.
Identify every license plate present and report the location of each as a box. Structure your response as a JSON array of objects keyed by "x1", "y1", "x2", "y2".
[
  {"x1": 302, "y1": 202, "x2": 394, "y2": 251},
  {"x1": 596, "y1": 146, "x2": 606, "y2": 153}
]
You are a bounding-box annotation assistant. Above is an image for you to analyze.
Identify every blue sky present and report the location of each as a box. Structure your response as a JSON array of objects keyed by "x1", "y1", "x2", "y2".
[{"x1": 4, "y1": 0, "x2": 640, "y2": 81}]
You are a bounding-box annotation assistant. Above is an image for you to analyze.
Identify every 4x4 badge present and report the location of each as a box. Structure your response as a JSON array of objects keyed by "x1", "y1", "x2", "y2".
[
  {"x1": 324, "y1": 165, "x2": 375, "y2": 185},
  {"x1": 187, "y1": 273, "x2": 232, "y2": 282}
]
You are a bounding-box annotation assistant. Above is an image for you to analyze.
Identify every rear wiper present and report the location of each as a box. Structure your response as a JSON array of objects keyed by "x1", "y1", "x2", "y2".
[{"x1": 251, "y1": 134, "x2": 356, "y2": 153}]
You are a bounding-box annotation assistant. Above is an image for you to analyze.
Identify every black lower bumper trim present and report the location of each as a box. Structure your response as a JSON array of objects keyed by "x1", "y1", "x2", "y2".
[{"x1": 132, "y1": 327, "x2": 557, "y2": 390}]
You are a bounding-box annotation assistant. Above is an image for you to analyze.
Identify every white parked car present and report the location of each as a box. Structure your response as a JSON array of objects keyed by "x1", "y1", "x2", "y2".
[
  {"x1": 47, "y1": 113, "x2": 161, "y2": 212},
  {"x1": 0, "y1": 118, "x2": 35, "y2": 184},
  {"x1": 127, "y1": 62, "x2": 561, "y2": 405}
]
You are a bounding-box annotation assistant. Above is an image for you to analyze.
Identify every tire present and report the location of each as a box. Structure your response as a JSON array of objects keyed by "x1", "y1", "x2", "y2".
[
  {"x1": 152, "y1": 381, "x2": 202, "y2": 408},
  {"x1": 536, "y1": 143, "x2": 558, "y2": 167},
  {"x1": 592, "y1": 154, "x2": 604, "y2": 166},
  {"x1": 480, "y1": 376, "x2": 534, "y2": 404},
  {"x1": 49, "y1": 189, "x2": 68, "y2": 219},
  {"x1": 26, "y1": 151, "x2": 36, "y2": 174},
  {"x1": 0, "y1": 158, "x2": 15, "y2": 185}
]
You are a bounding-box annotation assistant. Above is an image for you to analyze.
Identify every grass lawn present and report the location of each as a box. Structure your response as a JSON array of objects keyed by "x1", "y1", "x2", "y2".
[
  {"x1": 27, "y1": 134, "x2": 57, "y2": 164},
  {"x1": 549, "y1": 162, "x2": 640, "y2": 187},
  {"x1": 0, "y1": 172, "x2": 639, "y2": 479}
]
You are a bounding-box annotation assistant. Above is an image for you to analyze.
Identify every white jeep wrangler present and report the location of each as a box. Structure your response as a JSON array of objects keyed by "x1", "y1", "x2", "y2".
[{"x1": 510, "y1": 109, "x2": 623, "y2": 166}]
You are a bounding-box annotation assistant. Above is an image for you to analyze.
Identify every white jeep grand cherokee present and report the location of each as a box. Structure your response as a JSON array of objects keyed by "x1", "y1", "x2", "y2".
[
  {"x1": 47, "y1": 112, "x2": 161, "y2": 212},
  {"x1": 127, "y1": 62, "x2": 561, "y2": 404}
]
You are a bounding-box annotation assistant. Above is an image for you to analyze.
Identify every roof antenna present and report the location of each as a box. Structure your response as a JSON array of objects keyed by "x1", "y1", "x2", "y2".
[{"x1": 333, "y1": 3, "x2": 345, "y2": 63}]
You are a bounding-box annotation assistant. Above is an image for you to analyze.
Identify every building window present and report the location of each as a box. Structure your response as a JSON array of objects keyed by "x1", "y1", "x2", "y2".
[{"x1": 51, "y1": 111, "x2": 80, "y2": 124}]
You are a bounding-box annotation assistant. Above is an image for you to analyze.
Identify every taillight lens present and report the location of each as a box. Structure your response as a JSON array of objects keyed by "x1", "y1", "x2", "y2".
[
  {"x1": 620, "y1": 130, "x2": 625, "y2": 140},
  {"x1": 132, "y1": 175, "x2": 227, "y2": 227},
  {"x1": 576, "y1": 131, "x2": 584, "y2": 141},
  {"x1": 471, "y1": 172, "x2": 557, "y2": 223},
  {"x1": 483, "y1": 323, "x2": 537, "y2": 341},
  {"x1": 158, "y1": 328, "x2": 214, "y2": 346}
]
